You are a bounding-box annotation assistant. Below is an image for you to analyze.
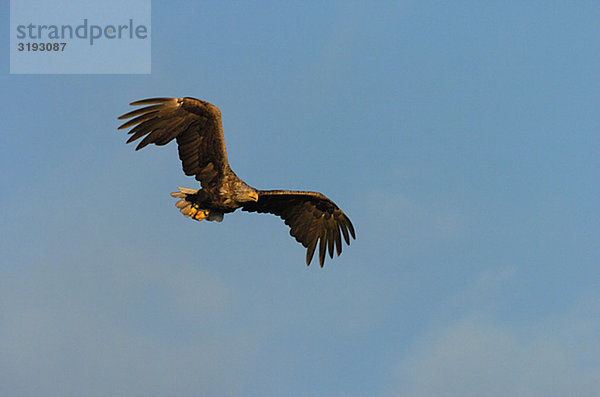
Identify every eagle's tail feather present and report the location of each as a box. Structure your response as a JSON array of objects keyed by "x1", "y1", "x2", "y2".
[
  {"x1": 170, "y1": 186, "x2": 199, "y2": 217},
  {"x1": 169, "y1": 186, "x2": 224, "y2": 222},
  {"x1": 170, "y1": 186, "x2": 198, "y2": 198}
]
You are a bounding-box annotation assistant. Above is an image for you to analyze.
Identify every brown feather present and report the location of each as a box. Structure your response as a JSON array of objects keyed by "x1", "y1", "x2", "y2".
[
  {"x1": 130, "y1": 97, "x2": 173, "y2": 106},
  {"x1": 118, "y1": 110, "x2": 159, "y2": 130},
  {"x1": 242, "y1": 190, "x2": 355, "y2": 266},
  {"x1": 318, "y1": 233, "x2": 327, "y2": 267},
  {"x1": 118, "y1": 97, "x2": 230, "y2": 187},
  {"x1": 118, "y1": 104, "x2": 162, "y2": 120}
]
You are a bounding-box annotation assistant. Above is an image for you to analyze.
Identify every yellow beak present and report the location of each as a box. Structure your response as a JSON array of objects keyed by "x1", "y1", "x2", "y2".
[{"x1": 248, "y1": 191, "x2": 259, "y2": 202}]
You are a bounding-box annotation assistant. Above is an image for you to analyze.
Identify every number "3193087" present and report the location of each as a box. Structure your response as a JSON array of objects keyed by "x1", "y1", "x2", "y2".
[{"x1": 18, "y1": 42, "x2": 67, "y2": 51}]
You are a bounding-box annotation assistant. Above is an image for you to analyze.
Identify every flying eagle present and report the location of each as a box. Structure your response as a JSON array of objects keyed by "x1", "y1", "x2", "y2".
[{"x1": 118, "y1": 97, "x2": 355, "y2": 267}]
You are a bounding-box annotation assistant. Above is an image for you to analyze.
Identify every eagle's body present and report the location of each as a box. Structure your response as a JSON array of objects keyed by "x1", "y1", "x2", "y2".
[{"x1": 118, "y1": 97, "x2": 354, "y2": 266}]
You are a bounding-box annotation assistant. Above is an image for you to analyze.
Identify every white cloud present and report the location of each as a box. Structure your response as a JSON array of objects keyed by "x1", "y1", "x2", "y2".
[
  {"x1": 451, "y1": 266, "x2": 517, "y2": 309},
  {"x1": 364, "y1": 190, "x2": 467, "y2": 252},
  {"x1": 0, "y1": 168, "x2": 394, "y2": 396},
  {"x1": 388, "y1": 297, "x2": 600, "y2": 397}
]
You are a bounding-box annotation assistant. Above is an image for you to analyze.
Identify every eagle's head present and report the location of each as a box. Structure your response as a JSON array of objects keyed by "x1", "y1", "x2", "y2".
[{"x1": 232, "y1": 183, "x2": 259, "y2": 203}]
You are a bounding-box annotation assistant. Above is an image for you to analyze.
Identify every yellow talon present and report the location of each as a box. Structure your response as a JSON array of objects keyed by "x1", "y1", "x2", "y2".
[
  {"x1": 196, "y1": 210, "x2": 210, "y2": 221},
  {"x1": 188, "y1": 206, "x2": 209, "y2": 221}
]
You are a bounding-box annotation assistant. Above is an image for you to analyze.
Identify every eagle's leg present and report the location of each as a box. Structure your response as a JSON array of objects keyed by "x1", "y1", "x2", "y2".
[{"x1": 188, "y1": 206, "x2": 210, "y2": 221}]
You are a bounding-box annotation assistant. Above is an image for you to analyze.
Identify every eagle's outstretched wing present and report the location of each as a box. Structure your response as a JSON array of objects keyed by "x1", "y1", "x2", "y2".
[
  {"x1": 242, "y1": 190, "x2": 355, "y2": 267},
  {"x1": 118, "y1": 97, "x2": 229, "y2": 187}
]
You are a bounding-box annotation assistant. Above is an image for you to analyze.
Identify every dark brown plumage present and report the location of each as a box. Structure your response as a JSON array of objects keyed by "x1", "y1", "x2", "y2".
[
  {"x1": 118, "y1": 97, "x2": 355, "y2": 266},
  {"x1": 241, "y1": 190, "x2": 355, "y2": 266}
]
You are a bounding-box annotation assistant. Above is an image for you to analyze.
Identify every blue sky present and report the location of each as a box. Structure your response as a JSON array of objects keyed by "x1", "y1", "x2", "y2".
[{"x1": 1, "y1": 1, "x2": 600, "y2": 396}]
